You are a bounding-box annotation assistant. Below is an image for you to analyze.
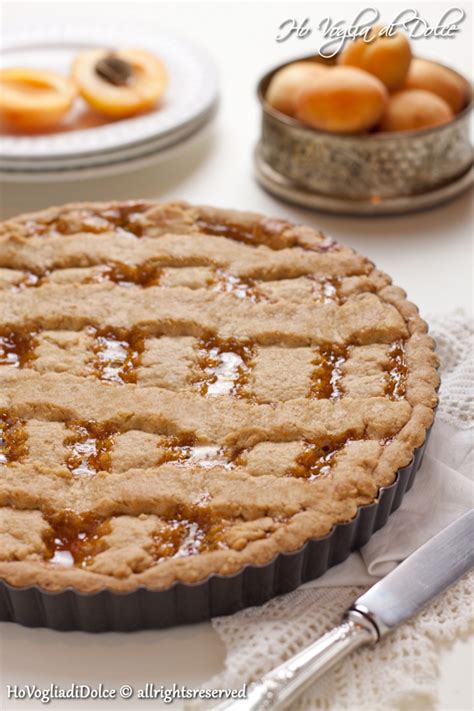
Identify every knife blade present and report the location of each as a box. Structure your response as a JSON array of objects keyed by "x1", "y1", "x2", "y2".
[
  {"x1": 350, "y1": 508, "x2": 474, "y2": 636},
  {"x1": 217, "y1": 510, "x2": 474, "y2": 711}
]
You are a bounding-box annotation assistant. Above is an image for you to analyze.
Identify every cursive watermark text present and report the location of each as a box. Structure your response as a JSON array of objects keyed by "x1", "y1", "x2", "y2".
[{"x1": 275, "y1": 7, "x2": 466, "y2": 57}]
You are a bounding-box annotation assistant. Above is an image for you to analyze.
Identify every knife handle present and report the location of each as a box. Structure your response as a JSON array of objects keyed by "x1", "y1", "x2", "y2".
[{"x1": 217, "y1": 610, "x2": 378, "y2": 711}]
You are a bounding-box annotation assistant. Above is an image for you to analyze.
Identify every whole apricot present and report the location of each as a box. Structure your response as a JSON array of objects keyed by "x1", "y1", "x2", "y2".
[
  {"x1": 295, "y1": 66, "x2": 388, "y2": 134},
  {"x1": 380, "y1": 89, "x2": 453, "y2": 132},
  {"x1": 404, "y1": 58, "x2": 468, "y2": 113},
  {"x1": 266, "y1": 61, "x2": 328, "y2": 116},
  {"x1": 338, "y1": 26, "x2": 412, "y2": 90}
]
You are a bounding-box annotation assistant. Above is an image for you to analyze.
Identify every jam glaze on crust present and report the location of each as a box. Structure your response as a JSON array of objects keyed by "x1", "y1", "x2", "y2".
[{"x1": 0, "y1": 201, "x2": 439, "y2": 593}]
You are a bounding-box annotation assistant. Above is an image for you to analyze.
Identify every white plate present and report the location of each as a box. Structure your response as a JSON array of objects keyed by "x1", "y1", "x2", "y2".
[
  {"x1": 0, "y1": 25, "x2": 219, "y2": 161},
  {"x1": 0, "y1": 103, "x2": 217, "y2": 171},
  {"x1": 0, "y1": 115, "x2": 214, "y2": 183},
  {"x1": 0, "y1": 111, "x2": 215, "y2": 182}
]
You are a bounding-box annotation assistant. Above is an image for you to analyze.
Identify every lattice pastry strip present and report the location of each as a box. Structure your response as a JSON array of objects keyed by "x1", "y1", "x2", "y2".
[{"x1": 0, "y1": 333, "x2": 410, "y2": 404}]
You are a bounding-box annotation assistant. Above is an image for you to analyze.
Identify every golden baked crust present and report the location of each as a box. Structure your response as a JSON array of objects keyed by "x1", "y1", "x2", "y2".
[{"x1": 0, "y1": 200, "x2": 439, "y2": 593}]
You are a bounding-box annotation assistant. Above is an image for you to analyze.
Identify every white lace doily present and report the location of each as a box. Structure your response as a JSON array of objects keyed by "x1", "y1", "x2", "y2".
[
  {"x1": 430, "y1": 311, "x2": 473, "y2": 428},
  {"x1": 211, "y1": 574, "x2": 473, "y2": 711},
  {"x1": 207, "y1": 313, "x2": 474, "y2": 710}
]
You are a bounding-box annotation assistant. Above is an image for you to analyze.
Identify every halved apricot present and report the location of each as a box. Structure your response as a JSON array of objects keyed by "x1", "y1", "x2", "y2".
[
  {"x1": 0, "y1": 67, "x2": 77, "y2": 131},
  {"x1": 72, "y1": 48, "x2": 167, "y2": 118}
]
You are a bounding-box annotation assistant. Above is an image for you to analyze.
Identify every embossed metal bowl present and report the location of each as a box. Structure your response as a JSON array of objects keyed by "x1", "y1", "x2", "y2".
[{"x1": 256, "y1": 55, "x2": 473, "y2": 214}]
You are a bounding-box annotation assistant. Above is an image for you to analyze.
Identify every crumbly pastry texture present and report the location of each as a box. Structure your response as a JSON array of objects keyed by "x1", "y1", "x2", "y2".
[{"x1": 0, "y1": 200, "x2": 439, "y2": 593}]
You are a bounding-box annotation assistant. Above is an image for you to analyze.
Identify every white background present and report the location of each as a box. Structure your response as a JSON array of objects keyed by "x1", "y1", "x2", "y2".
[{"x1": 0, "y1": 2, "x2": 472, "y2": 710}]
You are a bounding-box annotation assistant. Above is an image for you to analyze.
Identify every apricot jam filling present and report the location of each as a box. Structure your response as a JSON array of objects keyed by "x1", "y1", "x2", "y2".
[
  {"x1": 287, "y1": 433, "x2": 357, "y2": 480},
  {"x1": 196, "y1": 218, "x2": 273, "y2": 247},
  {"x1": 193, "y1": 336, "x2": 254, "y2": 397},
  {"x1": 24, "y1": 202, "x2": 147, "y2": 238},
  {"x1": 91, "y1": 327, "x2": 145, "y2": 384},
  {"x1": 0, "y1": 412, "x2": 28, "y2": 464},
  {"x1": 90, "y1": 262, "x2": 162, "y2": 287},
  {"x1": 385, "y1": 341, "x2": 408, "y2": 400},
  {"x1": 10, "y1": 262, "x2": 162, "y2": 290},
  {"x1": 64, "y1": 421, "x2": 117, "y2": 477},
  {"x1": 44, "y1": 510, "x2": 111, "y2": 567},
  {"x1": 158, "y1": 435, "x2": 234, "y2": 470},
  {"x1": 152, "y1": 506, "x2": 228, "y2": 561},
  {"x1": 196, "y1": 217, "x2": 338, "y2": 252},
  {"x1": 24, "y1": 211, "x2": 115, "y2": 237},
  {"x1": 211, "y1": 269, "x2": 261, "y2": 302},
  {"x1": 99, "y1": 203, "x2": 148, "y2": 237},
  {"x1": 310, "y1": 277, "x2": 343, "y2": 304},
  {"x1": 12, "y1": 270, "x2": 46, "y2": 291},
  {"x1": 43, "y1": 506, "x2": 229, "y2": 568},
  {"x1": 309, "y1": 346, "x2": 348, "y2": 399},
  {"x1": 0, "y1": 330, "x2": 37, "y2": 368}
]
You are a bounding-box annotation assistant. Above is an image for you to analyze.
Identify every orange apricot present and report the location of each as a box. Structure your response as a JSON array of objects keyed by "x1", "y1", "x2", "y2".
[
  {"x1": 380, "y1": 89, "x2": 454, "y2": 132},
  {"x1": 266, "y1": 61, "x2": 328, "y2": 116},
  {"x1": 0, "y1": 67, "x2": 77, "y2": 131},
  {"x1": 295, "y1": 66, "x2": 388, "y2": 134},
  {"x1": 404, "y1": 59, "x2": 468, "y2": 114},
  {"x1": 338, "y1": 25, "x2": 412, "y2": 90},
  {"x1": 72, "y1": 48, "x2": 167, "y2": 118}
]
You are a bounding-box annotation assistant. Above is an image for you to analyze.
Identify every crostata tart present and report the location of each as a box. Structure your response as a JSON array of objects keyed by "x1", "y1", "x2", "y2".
[{"x1": 0, "y1": 201, "x2": 438, "y2": 593}]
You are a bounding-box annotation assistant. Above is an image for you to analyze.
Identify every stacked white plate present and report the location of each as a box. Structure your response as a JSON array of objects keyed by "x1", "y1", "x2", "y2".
[{"x1": 0, "y1": 26, "x2": 219, "y2": 181}]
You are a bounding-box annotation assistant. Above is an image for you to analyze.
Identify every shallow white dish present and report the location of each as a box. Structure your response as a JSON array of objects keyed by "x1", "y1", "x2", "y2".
[
  {"x1": 0, "y1": 104, "x2": 216, "y2": 172},
  {"x1": 0, "y1": 25, "x2": 219, "y2": 162},
  {"x1": 0, "y1": 113, "x2": 215, "y2": 182}
]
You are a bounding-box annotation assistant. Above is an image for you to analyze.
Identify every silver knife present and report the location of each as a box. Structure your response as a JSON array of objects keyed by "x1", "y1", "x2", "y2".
[{"x1": 217, "y1": 510, "x2": 474, "y2": 711}]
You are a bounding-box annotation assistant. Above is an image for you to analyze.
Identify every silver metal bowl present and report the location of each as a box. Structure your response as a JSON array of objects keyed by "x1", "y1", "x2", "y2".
[{"x1": 256, "y1": 55, "x2": 473, "y2": 212}]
